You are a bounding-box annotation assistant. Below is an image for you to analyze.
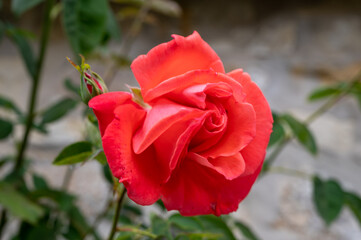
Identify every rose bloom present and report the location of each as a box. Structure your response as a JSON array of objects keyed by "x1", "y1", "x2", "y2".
[{"x1": 89, "y1": 31, "x2": 273, "y2": 216}]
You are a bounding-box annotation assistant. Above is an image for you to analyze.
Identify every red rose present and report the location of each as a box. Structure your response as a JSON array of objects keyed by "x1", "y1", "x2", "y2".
[{"x1": 89, "y1": 31, "x2": 273, "y2": 216}]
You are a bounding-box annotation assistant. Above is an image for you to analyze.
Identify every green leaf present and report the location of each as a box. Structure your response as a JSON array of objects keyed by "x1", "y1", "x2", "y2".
[
  {"x1": 282, "y1": 114, "x2": 317, "y2": 155},
  {"x1": 11, "y1": 0, "x2": 45, "y2": 16},
  {"x1": 86, "y1": 117, "x2": 102, "y2": 148},
  {"x1": 31, "y1": 189, "x2": 75, "y2": 212},
  {"x1": 0, "y1": 181, "x2": 44, "y2": 224},
  {"x1": 40, "y1": 98, "x2": 78, "y2": 125},
  {"x1": 234, "y1": 221, "x2": 260, "y2": 240},
  {"x1": 32, "y1": 174, "x2": 49, "y2": 190},
  {"x1": 308, "y1": 87, "x2": 342, "y2": 101},
  {"x1": 345, "y1": 192, "x2": 361, "y2": 227},
  {"x1": 196, "y1": 216, "x2": 236, "y2": 240},
  {"x1": 151, "y1": 214, "x2": 173, "y2": 239},
  {"x1": 0, "y1": 118, "x2": 13, "y2": 140},
  {"x1": 313, "y1": 176, "x2": 345, "y2": 225},
  {"x1": 175, "y1": 232, "x2": 221, "y2": 240},
  {"x1": 268, "y1": 113, "x2": 285, "y2": 148},
  {"x1": 0, "y1": 95, "x2": 22, "y2": 115},
  {"x1": 64, "y1": 78, "x2": 80, "y2": 96},
  {"x1": 116, "y1": 232, "x2": 136, "y2": 240},
  {"x1": 117, "y1": 226, "x2": 156, "y2": 239},
  {"x1": 95, "y1": 151, "x2": 107, "y2": 165},
  {"x1": 6, "y1": 26, "x2": 36, "y2": 78},
  {"x1": 63, "y1": 0, "x2": 108, "y2": 56},
  {"x1": 155, "y1": 199, "x2": 166, "y2": 211},
  {"x1": 53, "y1": 141, "x2": 92, "y2": 165},
  {"x1": 25, "y1": 225, "x2": 56, "y2": 240},
  {"x1": 169, "y1": 214, "x2": 203, "y2": 232}
]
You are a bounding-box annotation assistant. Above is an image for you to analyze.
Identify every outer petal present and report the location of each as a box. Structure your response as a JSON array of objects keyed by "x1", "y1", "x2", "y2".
[
  {"x1": 161, "y1": 158, "x2": 260, "y2": 216},
  {"x1": 131, "y1": 31, "x2": 225, "y2": 95},
  {"x1": 228, "y1": 69, "x2": 273, "y2": 175},
  {"x1": 89, "y1": 92, "x2": 132, "y2": 136},
  {"x1": 102, "y1": 102, "x2": 163, "y2": 205}
]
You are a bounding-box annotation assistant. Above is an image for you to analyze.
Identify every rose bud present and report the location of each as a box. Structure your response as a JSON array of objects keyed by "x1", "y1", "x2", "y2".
[
  {"x1": 67, "y1": 56, "x2": 108, "y2": 104},
  {"x1": 89, "y1": 31, "x2": 273, "y2": 216},
  {"x1": 80, "y1": 71, "x2": 108, "y2": 104}
]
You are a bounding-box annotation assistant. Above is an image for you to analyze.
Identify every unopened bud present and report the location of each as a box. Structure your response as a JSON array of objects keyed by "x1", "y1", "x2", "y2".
[{"x1": 67, "y1": 56, "x2": 108, "y2": 104}]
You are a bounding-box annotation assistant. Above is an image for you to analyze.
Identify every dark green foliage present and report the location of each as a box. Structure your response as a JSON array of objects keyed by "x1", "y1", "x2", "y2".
[
  {"x1": 268, "y1": 112, "x2": 285, "y2": 148},
  {"x1": 345, "y1": 192, "x2": 361, "y2": 227},
  {"x1": 313, "y1": 176, "x2": 344, "y2": 225},
  {"x1": 234, "y1": 221, "x2": 260, "y2": 240},
  {"x1": 40, "y1": 98, "x2": 78, "y2": 125},
  {"x1": 62, "y1": 0, "x2": 109, "y2": 57},
  {"x1": 0, "y1": 181, "x2": 44, "y2": 224},
  {"x1": 282, "y1": 114, "x2": 317, "y2": 155},
  {"x1": 53, "y1": 141, "x2": 93, "y2": 165},
  {"x1": 5, "y1": 25, "x2": 37, "y2": 78},
  {"x1": 0, "y1": 118, "x2": 13, "y2": 140}
]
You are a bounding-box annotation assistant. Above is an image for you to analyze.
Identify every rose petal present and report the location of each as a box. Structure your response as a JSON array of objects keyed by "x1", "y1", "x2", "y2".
[
  {"x1": 153, "y1": 113, "x2": 210, "y2": 181},
  {"x1": 89, "y1": 92, "x2": 132, "y2": 136},
  {"x1": 188, "y1": 152, "x2": 245, "y2": 180},
  {"x1": 144, "y1": 70, "x2": 244, "y2": 103},
  {"x1": 102, "y1": 103, "x2": 163, "y2": 205},
  {"x1": 200, "y1": 98, "x2": 257, "y2": 158},
  {"x1": 228, "y1": 69, "x2": 273, "y2": 175},
  {"x1": 161, "y1": 158, "x2": 260, "y2": 216},
  {"x1": 133, "y1": 99, "x2": 209, "y2": 154},
  {"x1": 131, "y1": 31, "x2": 225, "y2": 95}
]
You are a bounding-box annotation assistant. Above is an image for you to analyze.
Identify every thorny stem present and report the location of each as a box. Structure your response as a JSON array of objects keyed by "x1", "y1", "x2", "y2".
[
  {"x1": 13, "y1": 0, "x2": 55, "y2": 173},
  {"x1": 104, "y1": 0, "x2": 153, "y2": 85},
  {"x1": 263, "y1": 71, "x2": 361, "y2": 175},
  {"x1": 107, "y1": 187, "x2": 127, "y2": 240}
]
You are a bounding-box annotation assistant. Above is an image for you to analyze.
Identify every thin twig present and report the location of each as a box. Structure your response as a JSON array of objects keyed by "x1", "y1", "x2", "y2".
[
  {"x1": 61, "y1": 166, "x2": 74, "y2": 190},
  {"x1": 107, "y1": 187, "x2": 127, "y2": 240},
  {"x1": 263, "y1": 71, "x2": 361, "y2": 173},
  {"x1": 267, "y1": 166, "x2": 311, "y2": 179}
]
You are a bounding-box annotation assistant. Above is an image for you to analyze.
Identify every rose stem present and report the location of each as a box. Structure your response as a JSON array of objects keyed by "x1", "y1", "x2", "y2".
[
  {"x1": 0, "y1": 1, "x2": 55, "y2": 237},
  {"x1": 13, "y1": 0, "x2": 55, "y2": 174},
  {"x1": 263, "y1": 70, "x2": 361, "y2": 174},
  {"x1": 107, "y1": 187, "x2": 127, "y2": 240}
]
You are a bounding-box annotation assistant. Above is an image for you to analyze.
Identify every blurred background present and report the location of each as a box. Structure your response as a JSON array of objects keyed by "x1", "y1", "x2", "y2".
[{"x1": 1, "y1": 0, "x2": 361, "y2": 239}]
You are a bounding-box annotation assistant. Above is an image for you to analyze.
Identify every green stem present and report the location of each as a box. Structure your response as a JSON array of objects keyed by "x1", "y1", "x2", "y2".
[
  {"x1": 107, "y1": 187, "x2": 127, "y2": 240},
  {"x1": 263, "y1": 72, "x2": 361, "y2": 173},
  {"x1": 0, "y1": 209, "x2": 7, "y2": 239},
  {"x1": 13, "y1": 0, "x2": 55, "y2": 173},
  {"x1": 267, "y1": 166, "x2": 311, "y2": 179}
]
